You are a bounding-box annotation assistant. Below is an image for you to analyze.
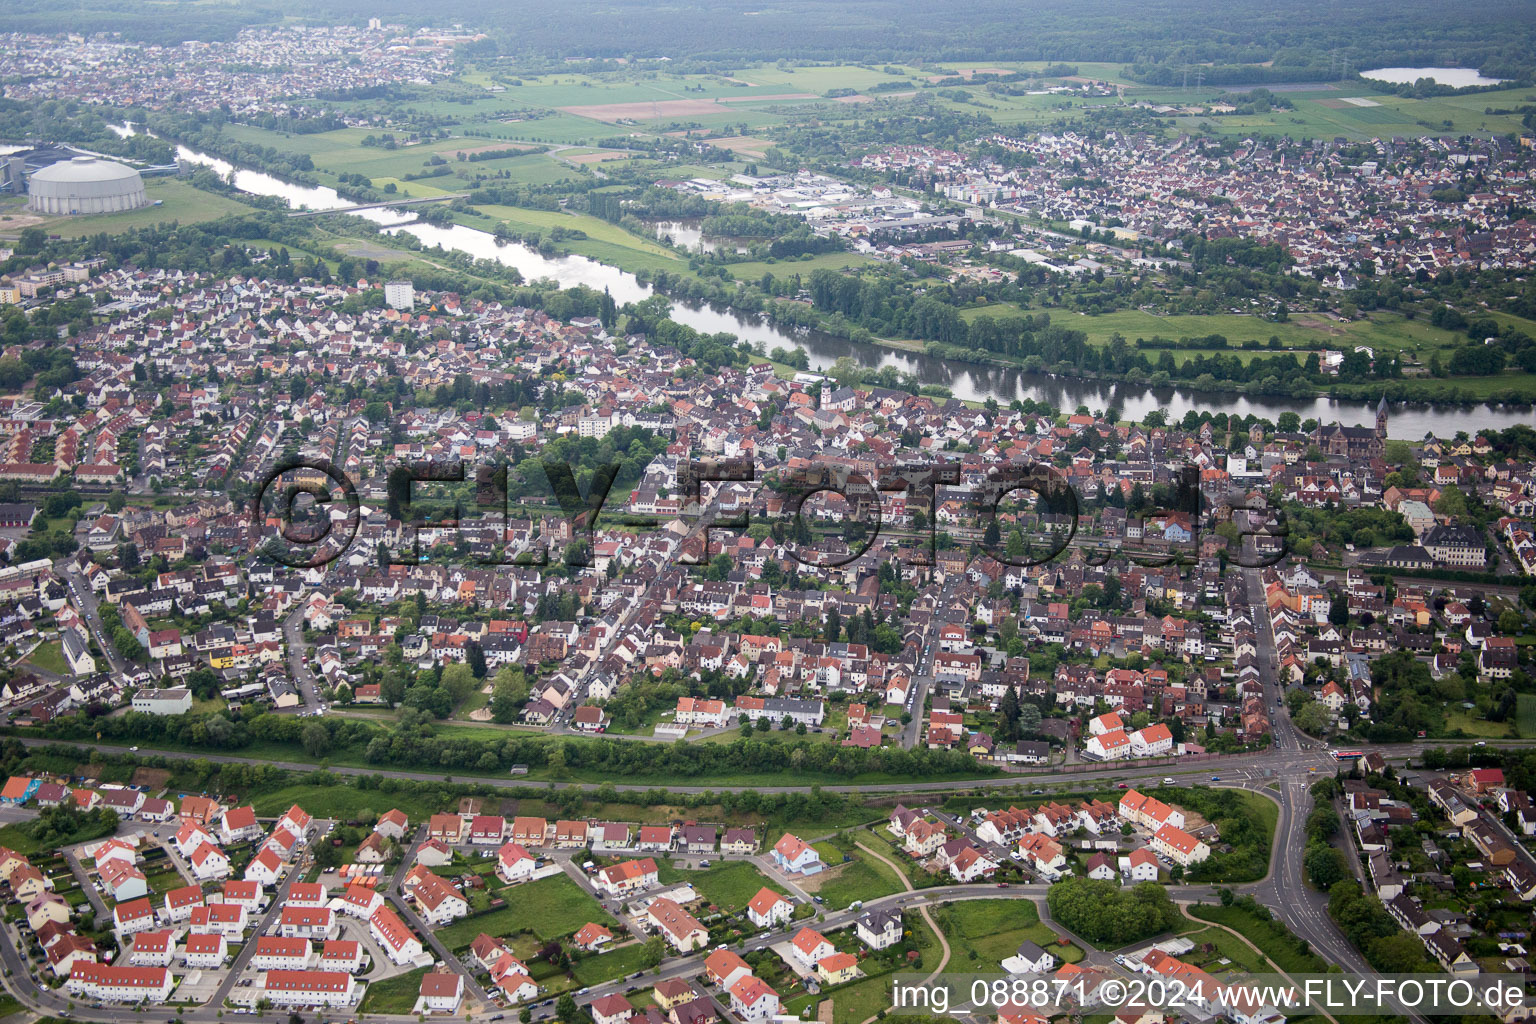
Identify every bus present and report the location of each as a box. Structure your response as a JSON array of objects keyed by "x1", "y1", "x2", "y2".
[{"x1": 1331, "y1": 749, "x2": 1364, "y2": 762}]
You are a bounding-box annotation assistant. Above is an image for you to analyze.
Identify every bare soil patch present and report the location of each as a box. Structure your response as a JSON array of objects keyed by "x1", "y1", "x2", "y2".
[
  {"x1": 697, "y1": 135, "x2": 774, "y2": 157},
  {"x1": 718, "y1": 92, "x2": 817, "y2": 103},
  {"x1": 559, "y1": 99, "x2": 732, "y2": 121},
  {"x1": 926, "y1": 67, "x2": 1011, "y2": 82},
  {"x1": 565, "y1": 150, "x2": 631, "y2": 165}
]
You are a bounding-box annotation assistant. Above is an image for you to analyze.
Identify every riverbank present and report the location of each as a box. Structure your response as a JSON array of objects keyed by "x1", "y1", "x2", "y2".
[
  {"x1": 531, "y1": 203, "x2": 1536, "y2": 409},
  {"x1": 115, "y1": 148, "x2": 1536, "y2": 435}
]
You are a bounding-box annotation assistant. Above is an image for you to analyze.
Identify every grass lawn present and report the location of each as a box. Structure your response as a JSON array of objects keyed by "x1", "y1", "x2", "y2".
[
  {"x1": 808, "y1": 846, "x2": 904, "y2": 910},
  {"x1": 570, "y1": 940, "x2": 651, "y2": 986},
  {"x1": 455, "y1": 684, "x2": 491, "y2": 719},
  {"x1": 436, "y1": 906, "x2": 524, "y2": 951},
  {"x1": 676, "y1": 860, "x2": 784, "y2": 914},
  {"x1": 0, "y1": 823, "x2": 45, "y2": 856},
  {"x1": 1185, "y1": 904, "x2": 1328, "y2": 974},
  {"x1": 22, "y1": 640, "x2": 68, "y2": 676},
  {"x1": 247, "y1": 782, "x2": 438, "y2": 823},
  {"x1": 144, "y1": 865, "x2": 188, "y2": 894},
  {"x1": 858, "y1": 830, "x2": 922, "y2": 886},
  {"x1": 935, "y1": 898, "x2": 1084, "y2": 967},
  {"x1": 25, "y1": 178, "x2": 253, "y2": 237},
  {"x1": 440, "y1": 874, "x2": 614, "y2": 948},
  {"x1": 785, "y1": 903, "x2": 947, "y2": 1024},
  {"x1": 190, "y1": 695, "x2": 227, "y2": 715},
  {"x1": 1444, "y1": 710, "x2": 1514, "y2": 739},
  {"x1": 725, "y1": 251, "x2": 879, "y2": 280},
  {"x1": 359, "y1": 965, "x2": 429, "y2": 1014},
  {"x1": 1177, "y1": 925, "x2": 1268, "y2": 973},
  {"x1": 1519, "y1": 695, "x2": 1536, "y2": 740}
]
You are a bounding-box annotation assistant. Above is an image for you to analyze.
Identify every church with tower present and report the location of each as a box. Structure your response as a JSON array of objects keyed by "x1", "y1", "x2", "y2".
[{"x1": 1312, "y1": 396, "x2": 1388, "y2": 460}]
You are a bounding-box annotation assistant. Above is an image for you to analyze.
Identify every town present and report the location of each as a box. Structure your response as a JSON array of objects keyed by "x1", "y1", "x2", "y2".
[{"x1": 1, "y1": 3, "x2": 1536, "y2": 1023}]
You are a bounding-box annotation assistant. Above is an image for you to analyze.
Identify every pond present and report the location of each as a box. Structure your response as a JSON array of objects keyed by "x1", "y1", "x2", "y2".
[{"x1": 1359, "y1": 67, "x2": 1510, "y2": 88}]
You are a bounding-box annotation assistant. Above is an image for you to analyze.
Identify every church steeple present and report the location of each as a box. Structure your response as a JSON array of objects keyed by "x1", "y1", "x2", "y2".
[{"x1": 1376, "y1": 396, "x2": 1389, "y2": 439}]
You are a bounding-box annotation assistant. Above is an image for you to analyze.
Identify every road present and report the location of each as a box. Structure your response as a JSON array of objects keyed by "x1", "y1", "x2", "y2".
[
  {"x1": 7, "y1": 733, "x2": 1470, "y2": 796},
  {"x1": 386, "y1": 826, "x2": 493, "y2": 1005},
  {"x1": 1243, "y1": 565, "x2": 1304, "y2": 754},
  {"x1": 282, "y1": 604, "x2": 323, "y2": 714},
  {"x1": 57, "y1": 560, "x2": 129, "y2": 678},
  {"x1": 210, "y1": 845, "x2": 310, "y2": 1007},
  {"x1": 0, "y1": 743, "x2": 1482, "y2": 1024}
]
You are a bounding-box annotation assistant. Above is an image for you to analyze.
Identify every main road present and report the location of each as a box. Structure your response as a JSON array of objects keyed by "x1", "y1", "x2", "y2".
[{"x1": 0, "y1": 728, "x2": 1490, "y2": 1024}]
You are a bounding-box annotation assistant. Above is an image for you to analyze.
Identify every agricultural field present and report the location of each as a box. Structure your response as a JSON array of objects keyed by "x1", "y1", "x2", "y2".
[
  {"x1": 960, "y1": 305, "x2": 1471, "y2": 363},
  {"x1": 724, "y1": 251, "x2": 880, "y2": 281},
  {"x1": 219, "y1": 123, "x2": 579, "y2": 188},
  {"x1": 461, "y1": 202, "x2": 686, "y2": 274},
  {"x1": 1184, "y1": 84, "x2": 1536, "y2": 140}
]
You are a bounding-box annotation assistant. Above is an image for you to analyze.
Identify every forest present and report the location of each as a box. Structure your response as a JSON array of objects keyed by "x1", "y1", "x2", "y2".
[{"x1": 14, "y1": 0, "x2": 1536, "y2": 85}]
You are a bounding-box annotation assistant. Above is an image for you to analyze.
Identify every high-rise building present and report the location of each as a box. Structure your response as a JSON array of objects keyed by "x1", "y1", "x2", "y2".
[{"x1": 384, "y1": 280, "x2": 414, "y2": 310}]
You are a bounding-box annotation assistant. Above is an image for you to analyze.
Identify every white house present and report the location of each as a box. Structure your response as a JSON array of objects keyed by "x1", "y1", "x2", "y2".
[
  {"x1": 1120, "y1": 848, "x2": 1159, "y2": 882},
  {"x1": 180, "y1": 933, "x2": 227, "y2": 969},
  {"x1": 253, "y1": 936, "x2": 313, "y2": 972},
  {"x1": 418, "y1": 971, "x2": 463, "y2": 1014},
  {"x1": 130, "y1": 688, "x2": 191, "y2": 716},
  {"x1": 413, "y1": 875, "x2": 468, "y2": 926},
  {"x1": 126, "y1": 930, "x2": 175, "y2": 968},
  {"x1": 1128, "y1": 723, "x2": 1174, "y2": 757},
  {"x1": 67, "y1": 964, "x2": 172, "y2": 1003},
  {"x1": 496, "y1": 842, "x2": 537, "y2": 885},
  {"x1": 1001, "y1": 940, "x2": 1057, "y2": 975},
  {"x1": 1151, "y1": 824, "x2": 1210, "y2": 867},
  {"x1": 219, "y1": 805, "x2": 262, "y2": 844},
  {"x1": 243, "y1": 847, "x2": 281, "y2": 886},
  {"x1": 856, "y1": 910, "x2": 902, "y2": 951},
  {"x1": 370, "y1": 906, "x2": 423, "y2": 965},
  {"x1": 770, "y1": 833, "x2": 822, "y2": 875},
  {"x1": 261, "y1": 970, "x2": 357, "y2": 1008},
  {"x1": 746, "y1": 887, "x2": 793, "y2": 929},
  {"x1": 730, "y1": 976, "x2": 780, "y2": 1022},
  {"x1": 790, "y1": 928, "x2": 834, "y2": 968},
  {"x1": 278, "y1": 906, "x2": 337, "y2": 941}
]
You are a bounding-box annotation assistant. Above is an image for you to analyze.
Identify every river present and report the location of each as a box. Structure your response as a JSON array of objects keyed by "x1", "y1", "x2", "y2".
[{"x1": 174, "y1": 145, "x2": 1533, "y2": 439}]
